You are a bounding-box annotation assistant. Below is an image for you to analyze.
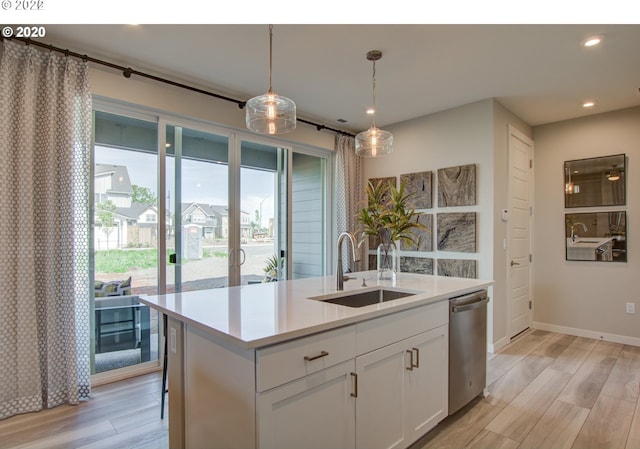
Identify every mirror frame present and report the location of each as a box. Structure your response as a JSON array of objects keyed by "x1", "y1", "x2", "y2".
[{"x1": 564, "y1": 154, "x2": 626, "y2": 208}]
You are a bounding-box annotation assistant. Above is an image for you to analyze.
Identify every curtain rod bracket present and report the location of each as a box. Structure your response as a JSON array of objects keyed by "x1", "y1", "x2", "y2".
[
  {"x1": 123, "y1": 68, "x2": 133, "y2": 79},
  {"x1": 238, "y1": 101, "x2": 246, "y2": 109}
]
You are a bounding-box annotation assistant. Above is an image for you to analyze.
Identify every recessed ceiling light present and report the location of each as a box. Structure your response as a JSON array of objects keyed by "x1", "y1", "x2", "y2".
[
  {"x1": 583, "y1": 35, "x2": 603, "y2": 47},
  {"x1": 582, "y1": 101, "x2": 596, "y2": 108}
]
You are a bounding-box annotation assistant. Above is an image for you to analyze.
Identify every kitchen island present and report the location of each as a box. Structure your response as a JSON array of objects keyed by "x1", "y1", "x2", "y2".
[{"x1": 140, "y1": 271, "x2": 493, "y2": 449}]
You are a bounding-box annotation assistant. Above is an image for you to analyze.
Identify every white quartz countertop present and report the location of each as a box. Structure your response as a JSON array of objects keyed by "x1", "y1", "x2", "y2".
[{"x1": 139, "y1": 271, "x2": 493, "y2": 349}]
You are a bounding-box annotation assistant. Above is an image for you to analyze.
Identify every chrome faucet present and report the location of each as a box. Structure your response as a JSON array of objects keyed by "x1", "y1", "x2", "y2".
[
  {"x1": 336, "y1": 231, "x2": 359, "y2": 291},
  {"x1": 571, "y1": 222, "x2": 588, "y2": 242}
]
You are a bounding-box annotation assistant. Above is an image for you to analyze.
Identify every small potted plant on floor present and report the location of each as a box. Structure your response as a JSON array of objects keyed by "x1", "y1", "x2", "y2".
[{"x1": 357, "y1": 179, "x2": 429, "y2": 280}]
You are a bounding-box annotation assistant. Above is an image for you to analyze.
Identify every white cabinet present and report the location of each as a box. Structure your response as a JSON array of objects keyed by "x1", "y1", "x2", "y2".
[
  {"x1": 256, "y1": 326, "x2": 357, "y2": 449},
  {"x1": 256, "y1": 300, "x2": 449, "y2": 449},
  {"x1": 405, "y1": 326, "x2": 448, "y2": 441},
  {"x1": 355, "y1": 325, "x2": 448, "y2": 449},
  {"x1": 257, "y1": 360, "x2": 356, "y2": 449}
]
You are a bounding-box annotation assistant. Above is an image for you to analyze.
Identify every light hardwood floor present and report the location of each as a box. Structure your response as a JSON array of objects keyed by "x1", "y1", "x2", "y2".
[
  {"x1": 415, "y1": 329, "x2": 640, "y2": 449},
  {"x1": 1, "y1": 330, "x2": 639, "y2": 449}
]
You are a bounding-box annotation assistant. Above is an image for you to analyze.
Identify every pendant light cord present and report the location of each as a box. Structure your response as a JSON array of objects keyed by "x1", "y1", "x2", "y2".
[
  {"x1": 371, "y1": 59, "x2": 377, "y2": 129},
  {"x1": 268, "y1": 24, "x2": 274, "y2": 94}
]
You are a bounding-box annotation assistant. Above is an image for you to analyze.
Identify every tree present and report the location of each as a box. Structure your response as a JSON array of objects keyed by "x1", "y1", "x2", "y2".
[
  {"x1": 96, "y1": 200, "x2": 116, "y2": 250},
  {"x1": 250, "y1": 209, "x2": 261, "y2": 235},
  {"x1": 132, "y1": 185, "x2": 157, "y2": 205}
]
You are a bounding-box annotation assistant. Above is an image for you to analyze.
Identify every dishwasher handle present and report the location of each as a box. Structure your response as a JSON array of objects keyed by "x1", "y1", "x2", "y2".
[
  {"x1": 451, "y1": 297, "x2": 488, "y2": 313},
  {"x1": 450, "y1": 291, "x2": 489, "y2": 313}
]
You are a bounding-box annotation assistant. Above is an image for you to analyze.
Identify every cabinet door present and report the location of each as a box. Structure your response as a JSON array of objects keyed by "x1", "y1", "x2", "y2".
[
  {"x1": 257, "y1": 360, "x2": 356, "y2": 449},
  {"x1": 405, "y1": 325, "x2": 449, "y2": 442},
  {"x1": 355, "y1": 340, "x2": 409, "y2": 449}
]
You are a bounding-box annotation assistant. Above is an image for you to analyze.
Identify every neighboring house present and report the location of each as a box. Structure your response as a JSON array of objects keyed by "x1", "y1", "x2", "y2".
[
  {"x1": 181, "y1": 202, "x2": 250, "y2": 240},
  {"x1": 95, "y1": 163, "x2": 133, "y2": 207}
]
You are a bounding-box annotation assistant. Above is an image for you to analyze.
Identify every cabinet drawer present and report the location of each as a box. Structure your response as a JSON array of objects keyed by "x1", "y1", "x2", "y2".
[
  {"x1": 256, "y1": 325, "x2": 356, "y2": 392},
  {"x1": 356, "y1": 300, "x2": 448, "y2": 355}
]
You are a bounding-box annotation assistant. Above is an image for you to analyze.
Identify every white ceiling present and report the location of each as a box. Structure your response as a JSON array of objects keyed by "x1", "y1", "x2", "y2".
[{"x1": 42, "y1": 24, "x2": 640, "y2": 133}]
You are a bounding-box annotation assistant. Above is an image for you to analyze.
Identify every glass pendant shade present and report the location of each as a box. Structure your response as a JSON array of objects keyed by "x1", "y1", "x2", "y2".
[
  {"x1": 246, "y1": 91, "x2": 296, "y2": 135},
  {"x1": 356, "y1": 50, "x2": 392, "y2": 157},
  {"x1": 355, "y1": 126, "x2": 393, "y2": 157},
  {"x1": 246, "y1": 25, "x2": 296, "y2": 135}
]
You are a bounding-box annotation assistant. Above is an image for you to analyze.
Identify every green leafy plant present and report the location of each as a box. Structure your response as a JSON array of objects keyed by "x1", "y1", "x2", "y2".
[
  {"x1": 263, "y1": 254, "x2": 284, "y2": 282},
  {"x1": 357, "y1": 179, "x2": 429, "y2": 248}
]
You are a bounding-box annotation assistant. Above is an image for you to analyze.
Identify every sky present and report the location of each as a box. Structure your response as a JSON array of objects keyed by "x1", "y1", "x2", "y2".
[{"x1": 96, "y1": 146, "x2": 276, "y2": 228}]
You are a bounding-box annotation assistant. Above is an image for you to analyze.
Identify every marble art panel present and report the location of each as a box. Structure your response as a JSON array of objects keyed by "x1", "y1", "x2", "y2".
[
  {"x1": 400, "y1": 214, "x2": 433, "y2": 252},
  {"x1": 437, "y1": 259, "x2": 477, "y2": 279},
  {"x1": 437, "y1": 212, "x2": 476, "y2": 252},
  {"x1": 400, "y1": 171, "x2": 432, "y2": 209},
  {"x1": 400, "y1": 257, "x2": 434, "y2": 275},
  {"x1": 438, "y1": 164, "x2": 476, "y2": 207}
]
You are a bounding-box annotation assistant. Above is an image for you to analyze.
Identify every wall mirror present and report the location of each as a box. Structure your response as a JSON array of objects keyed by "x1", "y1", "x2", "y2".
[
  {"x1": 565, "y1": 212, "x2": 626, "y2": 262},
  {"x1": 564, "y1": 154, "x2": 625, "y2": 208}
]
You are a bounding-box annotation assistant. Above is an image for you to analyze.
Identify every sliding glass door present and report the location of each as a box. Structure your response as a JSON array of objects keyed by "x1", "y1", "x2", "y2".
[
  {"x1": 165, "y1": 124, "x2": 230, "y2": 291},
  {"x1": 91, "y1": 104, "x2": 331, "y2": 377},
  {"x1": 239, "y1": 140, "x2": 287, "y2": 284},
  {"x1": 92, "y1": 110, "x2": 160, "y2": 375}
]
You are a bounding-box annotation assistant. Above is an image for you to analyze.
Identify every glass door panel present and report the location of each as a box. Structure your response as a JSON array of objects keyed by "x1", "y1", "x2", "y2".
[
  {"x1": 239, "y1": 141, "x2": 284, "y2": 284},
  {"x1": 166, "y1": 124, "x2": 230, "y2": 292},
  {"x1": 92, "y1": 110, "x2": 160, "y2": 374}
]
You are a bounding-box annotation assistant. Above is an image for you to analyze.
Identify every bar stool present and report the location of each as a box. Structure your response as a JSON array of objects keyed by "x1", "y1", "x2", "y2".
[{"x1": 161, "y1": 313, "x2": 168, "y2": 419}]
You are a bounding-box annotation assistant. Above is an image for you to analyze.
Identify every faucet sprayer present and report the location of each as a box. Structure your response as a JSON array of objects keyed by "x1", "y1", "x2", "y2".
[{"x1": 336, "y1": 232, "x2": 360, "y2": 291}]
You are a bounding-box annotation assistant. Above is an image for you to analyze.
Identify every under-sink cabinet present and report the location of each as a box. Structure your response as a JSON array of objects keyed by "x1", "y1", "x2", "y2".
[
  {"x1": 355, "y1": 325, "x2": 448, "y2": 449},
  {"x1": 254, "y1": 300, "x2": 448, "y2": 449}
]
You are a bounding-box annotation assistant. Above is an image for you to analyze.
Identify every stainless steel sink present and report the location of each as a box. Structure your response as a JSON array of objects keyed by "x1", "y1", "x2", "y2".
[{"x1": 309, "y1": 288, "x2": 417, "y2": 308}]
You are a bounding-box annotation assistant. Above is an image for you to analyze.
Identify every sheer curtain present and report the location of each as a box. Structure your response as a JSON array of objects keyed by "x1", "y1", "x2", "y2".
[
  {"x1": 0, "y1": 40, "x2": 92, "y2": 419},
  {"x1": 335, "y1": 134, "x2": 363, "y2": 271}
]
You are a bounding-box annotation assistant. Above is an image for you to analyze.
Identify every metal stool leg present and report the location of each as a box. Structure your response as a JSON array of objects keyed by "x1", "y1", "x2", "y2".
[{"x1": 161, "y1": 313, "x2": 168, "y2": 419}]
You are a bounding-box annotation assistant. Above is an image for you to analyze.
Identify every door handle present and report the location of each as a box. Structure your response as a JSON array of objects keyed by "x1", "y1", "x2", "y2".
[
  {"x1": 239, "y1": 248, "x2": 246, "y2": 266},
  {"x1": 406, "y1": 350, "x2": 414, "y2": 371},
  {"x1": 350, "y1": 372, "x2": 358, "y2": 398},
  {"x1": 511, "y1": 260, "x2": 520, "y2": 267},
  {"x1": 412, "y1": 347, "x2": 420, "y2": 368}
]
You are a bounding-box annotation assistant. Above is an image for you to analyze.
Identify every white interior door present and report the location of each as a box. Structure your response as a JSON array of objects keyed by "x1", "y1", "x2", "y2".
[{"x1": 507, "y1": 126, "x2": 534, "y2": 339}]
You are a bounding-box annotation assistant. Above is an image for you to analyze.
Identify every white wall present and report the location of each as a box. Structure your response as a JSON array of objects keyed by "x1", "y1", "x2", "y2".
[
  {"x1": 532, "y1": 106, "x2": 640, "y2": 344},
  {"x1": 363, "y1": 99, "x2": 533, "y2": 348}
]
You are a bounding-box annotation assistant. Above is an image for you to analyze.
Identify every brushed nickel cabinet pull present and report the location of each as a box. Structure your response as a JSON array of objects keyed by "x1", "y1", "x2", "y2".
[
  {"x1": 304, "y1": 350, "x2": 329, "y2": 362},
  {"x1": 406, "y1": 350, "x2": 414, "y2": 370},
  {"x1": 350, "y1": 372, "x2": 358, "y2": 398},
  {"x1": 412, "y1": 347, "x2": 420, "y2": 368}
]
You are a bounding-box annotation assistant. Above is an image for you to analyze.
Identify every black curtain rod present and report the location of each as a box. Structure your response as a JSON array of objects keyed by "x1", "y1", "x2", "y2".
[{"x1": 5, "y1": 36, "x2": 355, "y2": 138}]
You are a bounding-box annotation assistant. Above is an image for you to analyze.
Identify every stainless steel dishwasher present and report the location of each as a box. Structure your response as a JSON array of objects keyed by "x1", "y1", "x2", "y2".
[{"x1": 448, "y1": 289, "x2": 489, "y2": 415}]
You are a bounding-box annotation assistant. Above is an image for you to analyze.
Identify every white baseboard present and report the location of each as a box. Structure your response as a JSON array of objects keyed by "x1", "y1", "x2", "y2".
[
  {"x1": 488, "y1": 336, "x2": 510, "y2": 354},
  {"x1": 532, "y1": 321, "x2": 640, "y2": 347}
]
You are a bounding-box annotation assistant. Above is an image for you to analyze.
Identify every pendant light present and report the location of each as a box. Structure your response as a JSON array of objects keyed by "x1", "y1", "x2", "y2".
[
  {"x1": 355, "y1": 50, "x2": 393, "y2": 157},
  {"x1": 246, "y1": 25, "x2": 296, "y2": 135},
  {"x1": 607, "y1": 165, "x2": 621, "y2": 181}
]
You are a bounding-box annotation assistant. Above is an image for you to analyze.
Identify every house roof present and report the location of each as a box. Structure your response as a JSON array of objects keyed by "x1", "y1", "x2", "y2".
[
  {"x1": 96, "y1": 163, "x2": 133, "y2": 195},
  {"x1": 115, "y1": 203, "x2": 155, "y2": 220}
]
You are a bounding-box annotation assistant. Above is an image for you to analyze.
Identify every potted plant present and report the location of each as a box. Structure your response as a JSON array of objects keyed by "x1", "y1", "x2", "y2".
[
  {"x1": 357, "y1": 179, "x2": 429, "y2": 280},
  {"x1": 262, "y1": 254, "x2": 284, "y2": 282}
]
